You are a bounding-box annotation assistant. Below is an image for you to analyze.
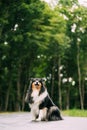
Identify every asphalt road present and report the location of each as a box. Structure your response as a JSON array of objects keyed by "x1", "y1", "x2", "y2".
[{"x1": 0, "y1": 112, "x2": 87, "y2": 130}]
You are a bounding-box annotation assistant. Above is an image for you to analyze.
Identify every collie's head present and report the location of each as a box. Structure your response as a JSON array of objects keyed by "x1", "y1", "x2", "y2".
[{"x1": 25, "y1": 78, "x2": 46, "y2": 103}]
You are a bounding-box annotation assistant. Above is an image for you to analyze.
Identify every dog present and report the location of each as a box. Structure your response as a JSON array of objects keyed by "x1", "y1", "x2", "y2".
[{"x1": 25, "y1": 78, "x2": 63, "y2": 121}]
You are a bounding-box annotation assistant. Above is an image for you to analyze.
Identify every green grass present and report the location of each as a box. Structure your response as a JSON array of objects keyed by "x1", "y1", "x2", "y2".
[
  {"x1": 0, "y1": 110, "x2": 87, "y2": 117},
  {"x1": 62, "y1": 109, "x2": 87, "y2": 117}
]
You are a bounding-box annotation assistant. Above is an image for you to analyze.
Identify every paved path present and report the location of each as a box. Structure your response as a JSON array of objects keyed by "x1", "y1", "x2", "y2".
[{"x1": 0, "y1": 112, "x2": 87, "y2": 130}]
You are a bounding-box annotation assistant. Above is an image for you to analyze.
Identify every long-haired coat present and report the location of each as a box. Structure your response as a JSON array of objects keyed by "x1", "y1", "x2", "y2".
[{"x1": 25, "y1": 78, "x2": 63, "y2": 121}]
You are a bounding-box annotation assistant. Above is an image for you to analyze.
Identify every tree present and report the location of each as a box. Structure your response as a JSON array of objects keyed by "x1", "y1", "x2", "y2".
[{"x1": 59, "y1": 4, "x2": 87, "y2": 109}]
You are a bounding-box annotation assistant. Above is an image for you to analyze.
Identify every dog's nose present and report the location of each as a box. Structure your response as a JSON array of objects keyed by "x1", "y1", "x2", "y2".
[{"x1": 35, "y1": 81, "x2": 39, "y2": 85}]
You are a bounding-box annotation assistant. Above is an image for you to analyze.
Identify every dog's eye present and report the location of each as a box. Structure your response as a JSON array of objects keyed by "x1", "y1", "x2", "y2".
[
  {"x1": 38, "y1": 79, "x2": 42, "y2": 83},
  {"x1": 32, "y1": 80, "x2": 34, "y2": 82}
]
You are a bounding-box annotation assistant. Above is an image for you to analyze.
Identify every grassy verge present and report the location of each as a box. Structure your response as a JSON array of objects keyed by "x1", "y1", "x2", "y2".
[
  {"x1": 62, "y1": 109, "x2": 87, "y2": 117},
  {"x1": 0, "y1": 110, "x2": 87, "y2": 117}
]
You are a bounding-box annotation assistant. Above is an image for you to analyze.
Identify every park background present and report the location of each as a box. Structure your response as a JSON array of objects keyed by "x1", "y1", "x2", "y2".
[{"x1": 0, "y1": 0, "x2": 87, "y2": 113}]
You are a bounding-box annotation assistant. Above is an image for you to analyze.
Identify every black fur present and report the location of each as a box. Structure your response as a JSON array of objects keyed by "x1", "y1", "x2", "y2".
[
  {"x1": 39, "y1": 95, "x2": 62, "y2": 121},
  {"x1": 39, "y1": 95, "x2": 54, "y2": 109}
]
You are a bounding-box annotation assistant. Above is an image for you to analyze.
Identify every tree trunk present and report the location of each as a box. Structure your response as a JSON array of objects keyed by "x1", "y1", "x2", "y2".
[
  {"x1": 82, "y1": 79, "x2": 85, "y2": 106},
  {"x1": 51, "y1": 66, "x2": 55, "y2": 99},
  {"x1": 58, "y1": 56, "x2": 62, "y2": 109},
  {"x1": 22, "y1": 84, "x2": 27, "y2": 111},
  {"x1": 4, "y1": 76, "x2": 12, "y2": 111},
  {"x1": 66, "y1": 85, "x2": 70, "y2": 110},
  {"x1": 77, "y1": 42, "x2": 84, "y2": 109},
  {"x1": 16, "y1": 63, "x2": 22, "y2": 111},
  {"x1": 0, "y1": 87, "x2": 2, "y2": 111},
  {"x1": 4, "y1": 86, "x2": 10, "y2": 111}
]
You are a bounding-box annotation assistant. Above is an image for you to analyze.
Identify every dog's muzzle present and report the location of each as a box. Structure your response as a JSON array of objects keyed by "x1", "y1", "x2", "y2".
[{"x1": 34, "y1": 81, "x2": 39, "y2": 86}]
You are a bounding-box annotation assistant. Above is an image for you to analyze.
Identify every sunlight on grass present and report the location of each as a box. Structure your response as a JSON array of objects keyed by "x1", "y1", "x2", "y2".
[{"x1": 62, "y1": 109, "x2": 87, "y2": 117}]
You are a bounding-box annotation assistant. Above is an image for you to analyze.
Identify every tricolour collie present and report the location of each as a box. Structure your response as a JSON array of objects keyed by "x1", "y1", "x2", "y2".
[{"x1": 25, "y1": 78, "x2": 63, "y2": 121}]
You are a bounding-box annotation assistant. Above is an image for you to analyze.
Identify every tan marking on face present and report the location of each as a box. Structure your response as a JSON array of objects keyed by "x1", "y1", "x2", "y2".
[{"x1": 32, "y1": 82, "x2": 42, "y2": 92}]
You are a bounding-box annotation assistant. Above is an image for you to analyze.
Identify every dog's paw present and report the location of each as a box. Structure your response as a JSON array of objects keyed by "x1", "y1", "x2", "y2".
[
  {"x1": 31, "y1": 117, "x2": 36, "y2": 122},
  {"x1": 35, "y1": 118, "x2": 41, "y2": 122}
]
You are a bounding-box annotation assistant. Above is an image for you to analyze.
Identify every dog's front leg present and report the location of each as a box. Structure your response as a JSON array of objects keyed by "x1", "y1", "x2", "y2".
[
  {"x1": 31, "y1": 111, "x2": 39, "y2": 121},
  {"x1": 30, "y1": 105, "x2": 39, "y2": 121},
  {"x1": 36, "y1": 109, "x2": 43, "y2": 121}
]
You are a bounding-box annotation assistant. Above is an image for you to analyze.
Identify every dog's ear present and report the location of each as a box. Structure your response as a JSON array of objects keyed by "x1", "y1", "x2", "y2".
[
  {"x1": 28, "y1": 78, "x2": 33, "y2": 91},
  {"x1": 30, "y1": 78, "x2": 34, "y2": 81},
  {"x1": 39, "y1": 78, "x2": 46, "y2": 95},
  {"x1": 41, "y1": 78, "x2": 46, "y2": 82},
  {"x1": 41, "y1": 78, "x2": 46, "y2": 86}
]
